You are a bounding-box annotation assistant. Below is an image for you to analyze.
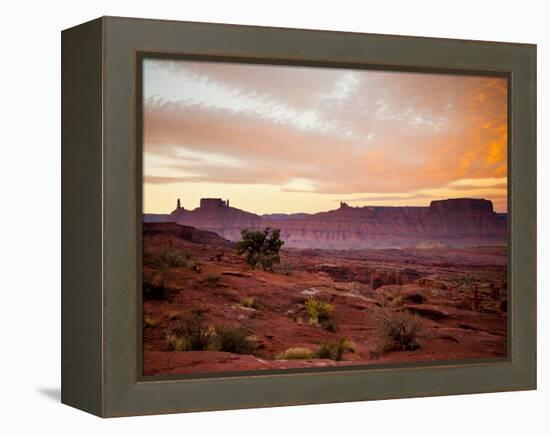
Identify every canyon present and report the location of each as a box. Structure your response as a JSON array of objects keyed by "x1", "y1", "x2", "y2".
[
  {"x1": 142, "y1": 222, "x2": 507, "y2": 376},
  {"x1": 142, "y1": 197, "x2": 507, "y2": 376}
]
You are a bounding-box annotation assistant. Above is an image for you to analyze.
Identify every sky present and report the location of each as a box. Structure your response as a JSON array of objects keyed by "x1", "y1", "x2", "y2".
[{"x1": 142, "y1": 58, "x2": 508, "y2": 215}]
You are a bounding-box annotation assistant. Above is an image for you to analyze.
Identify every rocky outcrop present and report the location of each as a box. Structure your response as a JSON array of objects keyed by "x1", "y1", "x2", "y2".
[
  {"x1": 427, "y1": 199, "x2": 506, "y2": 237},
  {"x1": 144, "y1": 198, "x2": 506, "y2": 249},
  {"x1": 169, "y1": 201, "x2": 261, "y2": 241},
  {"x1": 143, "y1": 222, "x2": 231, "y2": 247}
]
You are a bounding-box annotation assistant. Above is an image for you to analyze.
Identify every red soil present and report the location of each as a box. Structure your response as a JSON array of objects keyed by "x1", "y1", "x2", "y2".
[{"x1": 142, "y1": 225, "x2": 507, "y2": 377}]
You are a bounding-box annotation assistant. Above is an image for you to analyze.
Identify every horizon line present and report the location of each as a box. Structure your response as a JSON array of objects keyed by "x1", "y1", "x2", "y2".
[{"x1": 145, "y1": 196, "x2": 507, "y2": 216}]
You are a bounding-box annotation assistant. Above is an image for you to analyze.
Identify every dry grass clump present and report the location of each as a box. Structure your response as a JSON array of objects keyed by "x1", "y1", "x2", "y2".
[
  {"x1": 215, "y1": 326, "x2": 256, "y2": 354},
  {"x1": 315, "y1": 338, "x2": 355, "y2": 361},
  {"x1": 145, "y1": 248, "x2": 199, "y2": 271},
  {"x1": 277, "y1": 338, "x2": 355, "y2": 362},
  {"x1": 304, "y1": 298, "x2": 334, "y2": 325},
  {"x1": 165, "y1": 313, "x2": 256, "y2": 355},
  {"x1": 165, "y1": 333, "x2": 193, "y2": 352},
  {"x1": 276, "y1": 347, "x2": 315, "y2": 360},
  {"x1": 143, "y1": 249, "x2": 200, "y2": 300},
  {"x1": 165, "y1": 314, "x2": 216, "y2": 352}
]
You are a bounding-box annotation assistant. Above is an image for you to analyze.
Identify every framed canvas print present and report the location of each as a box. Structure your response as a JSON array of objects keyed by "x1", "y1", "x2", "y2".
[{"x1": 61, "y1": 16, "x2": 536, "y2": 417}]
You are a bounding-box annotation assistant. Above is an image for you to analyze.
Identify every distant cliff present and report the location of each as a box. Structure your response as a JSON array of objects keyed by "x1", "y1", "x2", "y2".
[{"x1": 144, "y1": 198, "x2": 507, "y2": 248}]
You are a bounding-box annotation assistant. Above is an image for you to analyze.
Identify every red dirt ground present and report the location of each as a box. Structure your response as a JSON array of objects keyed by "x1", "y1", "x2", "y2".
[{"x1": 142, "y1": 226, "x2": 507, "y2": 376}]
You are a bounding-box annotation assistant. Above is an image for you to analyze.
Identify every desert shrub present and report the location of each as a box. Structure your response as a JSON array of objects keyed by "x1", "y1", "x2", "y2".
[
  {"x1": 314, "y1": 338, "x2": 353, "y2": 361},
  {"x1": 215, "y1": 326, "x2": 256, "y2": 354},
  {"x1": 255, "y1": 254, "x2": 279, "y2": 271},
  {"x1": 376, "y1": 311, "x2": 421, "y2": 354},
  {"x1": 304, "y1": 298, "x2": 334, "y2": 325},
  {"x1": 276, "y1": 347, "x2": 314, "y2": 360},
  {"x1": 334, "y1": 337, "x2": 350, "y2": 361},
  {"x1": 166, "y1": 334, "x2": 189, "y2": 351},
  {"x1": 165, "y1": 313, "x2": 216, "y2": 352},
  {"x1": 145, "y1": 248, "x2": 198, "y2": 271},
  {"x1": 159, "y1": 248, "x2": 194, "y2": 268},
  {"x1": 315, "y1": 342, "x2": 334, "y2": 359},
  {"x1": 165, "y1": 316, "x2": 257, "y2": 355},
  {"x1": 236, "y1": 228, "x2": 284, "y2": 271},
  {"x1": 241, "y1": 297, "x2": 258, "y2": 309}
]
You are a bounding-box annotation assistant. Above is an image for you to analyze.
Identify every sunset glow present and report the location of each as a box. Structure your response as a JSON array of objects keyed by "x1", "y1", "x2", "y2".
[{"x1": 142, "y1": 59, "x2": 508, "y2": 214}]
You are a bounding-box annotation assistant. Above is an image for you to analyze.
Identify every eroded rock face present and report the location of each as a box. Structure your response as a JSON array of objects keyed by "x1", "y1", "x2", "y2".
[
  {"x1": 145, "y1": 198, "x2": 506, "y2": 249},
  {"x1": 427, "y1": 198, "x2": 506, "y2": 237}
]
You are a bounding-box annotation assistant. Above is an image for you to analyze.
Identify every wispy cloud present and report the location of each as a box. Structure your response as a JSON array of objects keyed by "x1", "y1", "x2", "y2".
[{"x1": 143, "y1": 59, "x2": 507, "y2": 213}]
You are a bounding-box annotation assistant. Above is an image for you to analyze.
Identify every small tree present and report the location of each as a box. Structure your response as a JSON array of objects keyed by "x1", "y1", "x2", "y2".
[{"x1": 236, "y1": 227, "x2": 284, "y2": 271}]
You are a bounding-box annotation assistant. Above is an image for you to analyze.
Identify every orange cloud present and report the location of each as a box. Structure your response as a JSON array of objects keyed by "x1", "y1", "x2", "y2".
[{"x1": 143, "y1": 60, "x2": 508, "y2": 213}]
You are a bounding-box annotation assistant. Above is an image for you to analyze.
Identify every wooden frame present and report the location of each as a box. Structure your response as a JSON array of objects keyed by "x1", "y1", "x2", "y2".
[{"x1": 61, "y1": 16, "x2": 536, "y2": 417}]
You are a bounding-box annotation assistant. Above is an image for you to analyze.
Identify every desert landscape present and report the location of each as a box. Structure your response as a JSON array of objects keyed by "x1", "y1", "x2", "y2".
[
  {"x1": 141, "y1": 58, "x2": 508, "y2": 376},
  {"x1": 142, "y1": 198, "x2": 507, "y2": 376}
]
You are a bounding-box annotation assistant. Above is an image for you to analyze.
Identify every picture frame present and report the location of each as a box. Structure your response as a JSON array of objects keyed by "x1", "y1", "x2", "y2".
[{"x1": 61, "y1": 16, "x2": 536, "y2": 417}]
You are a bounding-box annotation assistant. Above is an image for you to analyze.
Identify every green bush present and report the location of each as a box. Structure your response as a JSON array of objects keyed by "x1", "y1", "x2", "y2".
[{"x1": 236, "y1": 228, "x2": 284, "y2": 271}]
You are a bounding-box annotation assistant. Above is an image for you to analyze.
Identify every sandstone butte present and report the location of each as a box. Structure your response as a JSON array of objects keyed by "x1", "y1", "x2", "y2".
[{"x1": 144, "y1": 197, "x2": 507, "y2": 249}]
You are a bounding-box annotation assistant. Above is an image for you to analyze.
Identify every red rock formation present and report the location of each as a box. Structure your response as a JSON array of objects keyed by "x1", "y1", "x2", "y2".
[
  {"x1": 146, "y1": 198, "x2": 506, "y2": 248},
  {"x1": 427, "y1": 198, "x2": 506, "y2": 237},
  {"x1": 143, "y1": 222, "x2": 231, "y2": 247}
]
